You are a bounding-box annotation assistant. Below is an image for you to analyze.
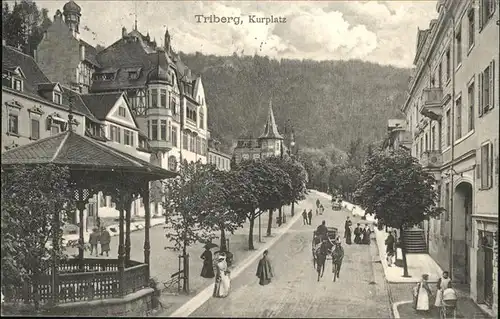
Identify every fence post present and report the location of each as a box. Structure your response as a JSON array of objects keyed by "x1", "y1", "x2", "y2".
[
  {"x1": 184, "y1": 254, "x2": 190, "y2": 294},
  {"x1": 177, "y1": 255, "x2": 182, "y2": 292}
]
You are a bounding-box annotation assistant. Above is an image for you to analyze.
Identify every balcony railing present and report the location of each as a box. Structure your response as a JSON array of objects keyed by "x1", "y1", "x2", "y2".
[
  {"x1": 420, "y1": 88, "x2": 444, "y2": 121},
  {"x1": 420, "y1": 150, "x2": 442, "y2": 169},
  {"x1": 149, "y1": 139, "x2": 173, "y2": 151}
]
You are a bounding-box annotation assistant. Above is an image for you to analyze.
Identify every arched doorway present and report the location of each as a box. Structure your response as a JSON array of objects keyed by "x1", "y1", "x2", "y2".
[{"x1": 452, "y1": 182, "x2": 472, "y2": 284}]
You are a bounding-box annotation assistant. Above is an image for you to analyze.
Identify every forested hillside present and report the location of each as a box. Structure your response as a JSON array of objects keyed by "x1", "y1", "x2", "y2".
[{"x1": 180, "y1": 53, "x2": 410, "y2": 152}]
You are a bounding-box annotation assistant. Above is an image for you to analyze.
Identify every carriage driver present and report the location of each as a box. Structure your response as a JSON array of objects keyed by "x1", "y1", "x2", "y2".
[{"x1": 316, "y1": 220, "x2": 328, "y2": 242}]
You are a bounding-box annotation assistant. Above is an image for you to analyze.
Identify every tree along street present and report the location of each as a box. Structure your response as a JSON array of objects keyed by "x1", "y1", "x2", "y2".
[{"x1": 188, "y1": 193, "x2": 392, "y2": 318}]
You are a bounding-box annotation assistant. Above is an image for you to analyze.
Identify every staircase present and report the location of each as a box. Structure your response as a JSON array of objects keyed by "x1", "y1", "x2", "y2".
[{"x1": 403, "y1": 228, "x2": 427, "y2": 253}]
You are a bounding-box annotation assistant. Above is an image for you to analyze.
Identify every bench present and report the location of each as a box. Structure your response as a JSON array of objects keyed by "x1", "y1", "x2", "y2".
[{"x1": 162, "y1": 270, "x2": 184, "y2": 292}]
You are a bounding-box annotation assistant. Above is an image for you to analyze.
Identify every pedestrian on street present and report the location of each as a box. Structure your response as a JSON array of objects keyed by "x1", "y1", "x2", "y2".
[
  {"x1": 320, "y1": 204, "x2": 325, "y2": 215},
  {"x1": 434, "y1": 271, "x2": 451, "y2": 308},
  {"x1": 344, "y1": 217, "x2": 352, "y2": 245},
  {"x1": 362, "y1": 224, "x2": 371, "y2": 245},
  {"x1": 413, "y1": 274, "x2": 432, "y2": 312},
  {"x1": 89, "y1": 227, "x2": 100, "y2": 256},
  {"x1": 213, "y1": 253, "x2": 231, "y2": 298},
  {"x1": 385, "y1": 231, "x2": 395, "y2": 266},
  {"x1": 354, "y1": 223, "x2": 362, "y2": 244},
  {"x1": 256, "y1": 249, "x2": 273, "y2": 286},
  {"x1": 307, "y1": 209, "x2": 313, "y2": 225},
  {"x1": 302, "y1": 209, "x2": 308, "y2": 225},
  {"x1": 99, "y1": 227, "x2": 111, "y2": 257},
  {"x1": 200, "y1": 246, "x2": 215, "y2": 279}
]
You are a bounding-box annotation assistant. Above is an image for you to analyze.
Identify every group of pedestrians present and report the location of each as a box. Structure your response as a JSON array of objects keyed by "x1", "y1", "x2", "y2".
[
  {"x1": 200, "y1": 245, "x2": 275, "y2": 299},
  {"x1": 384, "y1": 230, "x2": 398, "y2": 266},
  {"x1": 88, "y1": 227, "x2": 112, "y2": 257},
  {"x1": 302, "y1": 209, "x2": 313, "y2": 225},
  {"x1": 343, "y1": 217, "x2": 372, "y2": 245},
  {"x1": 413, "y1": 271, "x2": 457, "y2": 313}
]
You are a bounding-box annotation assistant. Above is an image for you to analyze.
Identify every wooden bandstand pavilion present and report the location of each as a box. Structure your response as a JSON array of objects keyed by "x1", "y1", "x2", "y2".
[{"x1": 1, "y1": 122, "x2": 177, "y2": 316}]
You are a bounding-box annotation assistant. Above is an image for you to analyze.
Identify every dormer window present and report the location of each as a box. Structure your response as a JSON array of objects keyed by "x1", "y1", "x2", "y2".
[
  {"x1": 12, "y1": 78, "x2": 23, "y2": 91},
  {"x1": 128, "y1": 71, "x2": 138, "y2": 80},
  {"x1": 53, "y1": 92, "x2": 62, "y2": 104}
]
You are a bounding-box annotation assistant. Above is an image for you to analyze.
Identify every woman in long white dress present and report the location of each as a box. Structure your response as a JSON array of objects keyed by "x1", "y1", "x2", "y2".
[
  {"x1": 213, "y1": 254, "x2": 231, "y2": 298},
  {"x1": 413, "y1": 274, "x2": 432, "y2": 312},
  {"x1": 434, "y1": 271, "x2": 452, "y2": 308}
]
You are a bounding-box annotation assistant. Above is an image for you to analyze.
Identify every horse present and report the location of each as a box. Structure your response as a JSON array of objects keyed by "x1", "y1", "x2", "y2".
[
  {"x1": 331, "y1": 243, "x2": 344, "y2": 282},
  {"x1": 314, "y1": 239, "x2": 333, "y2": 281}
]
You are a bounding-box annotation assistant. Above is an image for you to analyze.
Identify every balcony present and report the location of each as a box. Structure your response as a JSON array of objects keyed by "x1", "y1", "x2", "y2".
[
  {"x1": 149, "y1": 139, "x2": 173, "y2": 152},
  {"x1": 397, "y1": 130, "x2": 412, "y2": 150},
  {"x1": 146, "y1": 107, "x2": 172, "y2": 117},
  {"x1": 420, "y1": 150, "x2": 442, "y2": 169},
  {"x1": 185, "y1": 118, "x2": 198, "y2": 132},
  {"x1": 420, "y1": 88, "x2": 444, "y2": 121}
]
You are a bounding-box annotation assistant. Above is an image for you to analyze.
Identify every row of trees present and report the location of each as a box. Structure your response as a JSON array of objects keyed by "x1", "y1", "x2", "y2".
[
  {"x1": 162, "y1": 157, "x2": 307, "y2": 254},
  {"x1": 299, "y1": 137, "x2": 369, "y2": 201}
]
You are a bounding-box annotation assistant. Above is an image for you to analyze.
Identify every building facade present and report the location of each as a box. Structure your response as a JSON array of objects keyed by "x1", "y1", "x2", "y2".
[
  {"x1": 208, "y1": 137, "x2": 231, "y2": 171},
  {"x1": 233, "y1": 100, "x2": 295, "y2": 163},
  {"x1": 400, "y1": 0, "x2": 498, "y2": 315},
  {"x1": 34, "y1": 1, "x2": 213, "y2": 222}
]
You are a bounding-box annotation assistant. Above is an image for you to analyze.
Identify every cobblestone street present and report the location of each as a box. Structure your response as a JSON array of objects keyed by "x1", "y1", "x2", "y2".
[{"x1": 187, "y1": 192, "x2": 391, "y2": 318}]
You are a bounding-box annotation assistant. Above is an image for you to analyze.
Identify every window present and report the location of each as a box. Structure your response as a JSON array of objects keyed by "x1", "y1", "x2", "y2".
[
  {"x1": 416, "y1": 142, "x2": 419, "y2": 158},
  {"x1": 431, "y1": 126, "x2": 436, "y2": 150},
  {"x1": 444, "y1": 183, "x2": 450, "y2": 221},
  {"x1": 118, "y1": 106, "x2": 126, "y2": 117},
  {"x1": 12, "y1": 79, "x2": 22, "y2": 91},
  {"x1": 124, "y1": 130, "x2": 134, "y2": 146},
  {"x1": 479, "y1": 60, "x2": 495, "y2": 116},
  {"x1": 420, "y1": 138, "x2": 424, "y2": 155},
  {"x1": 171, "y1": 126, "x2": 178, "y2": 147},
  {"x1": 160, "y1": 120, "x2": 167, "y2": 141},
  {"x1": 160, "y1": 89, "x2": 167, "y2": 108},
  {"x1": 468, "y1": 81, "x2": 475, "y2": 131},
  {"x1": 147, "y1": 120, "x2": 150, "y2": 138},
  {"x1": 480, "y1": 0, "x2": 496, "y2": 29},
  {"x1": 480, "y1": 142, "x2": 493, "y2": 189},
  {"x1": 51, "y1": 125, "x2": 60, "y2": 135},
  {"x1": 30, "y1": 118, "x2": 40, "y2": 140},
  {"x1": 151, "y1": 120, "x2": 158, "y2": 140},
  {"x1": 468, "y1": 9, "x2": 475, "y2": 48},
  {"x1": 445, "y1": 48, "x2": 451, "y2": 81},
  {"x1": 110, "y1": 125, "x2": 121, "y2": 143},
  {"x1": 446, "y1": 109, "x2": 451, "y2": 146},
  {"x1": 438, "y1": 63, "x2": 442, "y2": 87},
  {"x1": 8, "y1": 114, "x2": 19, "y2": 135},
  {"x1": 189, "y1": 134, "x2": 195, "y2": 152},
  {"x1": 171, "y1": 97, "x2": 177, "y2": 114},
  {"x1": 151, "y1": 89, "x2": 158, "y2": 108},
  {"x1": 455, "y1": 96, "x2": 462, "y2": 140},
  {"x1": 182, "y1": 132, "x2": 188, "y2": 150},
  {"x1": 53, "y1": 92, "x2": 62, "y2": 104},
  {"x1": 168, "y1": 155, "x2": 177, "y2": 171},
  {"x1": 455, "y1": 26, "x2": 462, "y2": 65},
  {"x1": 187, "y1": 108, "x2": 197, "y2": 122},
  {"x1": 425, "y1": 133, "x2": 428, "y2": 152},
  {"x1": 199, "y1": 109, "x2": 204, "y2": 129}
]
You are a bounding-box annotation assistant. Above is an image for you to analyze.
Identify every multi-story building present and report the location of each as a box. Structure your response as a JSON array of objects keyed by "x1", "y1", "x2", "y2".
[
  {"x1": 233, "y1": 100, "x2": 295, "y2": 163},
  {"x1": 34, "y1": 1, "x2": 211, "y2": 220},
  {"x1": 1, "y1": 42, "x2": 153, "y2": 232},
  {"x1": 208, "y1": 136, "x2": 231, "y2": 171},
  {"x1": 401, "y1": 0, "x2": 498, "y2": 315}
]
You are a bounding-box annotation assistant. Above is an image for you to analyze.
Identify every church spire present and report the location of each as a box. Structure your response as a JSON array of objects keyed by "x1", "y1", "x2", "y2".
[{"x1": 259, "y1": 99, "x2": 284, "y2": 139}]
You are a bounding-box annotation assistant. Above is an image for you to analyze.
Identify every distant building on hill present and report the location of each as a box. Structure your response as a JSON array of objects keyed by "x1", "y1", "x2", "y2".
[{"x1": 233, "y1": 100, "x2": 296, "y2": 164}]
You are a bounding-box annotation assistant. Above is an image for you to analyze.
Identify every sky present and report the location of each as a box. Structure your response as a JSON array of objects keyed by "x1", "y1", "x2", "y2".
[{"x1": 29, "y1": 1, "x2": 438, "y2": 68}]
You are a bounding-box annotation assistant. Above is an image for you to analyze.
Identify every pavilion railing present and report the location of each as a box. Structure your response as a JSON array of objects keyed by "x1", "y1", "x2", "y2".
[{"x1": 3, "y1": 260, "x2": 149, "y2": 306}]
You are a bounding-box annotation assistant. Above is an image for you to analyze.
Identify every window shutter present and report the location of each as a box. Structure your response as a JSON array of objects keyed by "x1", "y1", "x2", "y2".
[
  {"x1": 490, "y1": 143, "x2": 494, "y2": 188},
  {"x1": 489, "y1": 59, "x2": 495, "y2": 110},
  {"x1": 478, "y1": 72, "x2": 484, "y2": 117},
  {"x1": 476, "y1": 162, "x2": 481, "y2": 179},
  {"x1": 478, "y1": 0, "x2": 483, "y2": 29}
]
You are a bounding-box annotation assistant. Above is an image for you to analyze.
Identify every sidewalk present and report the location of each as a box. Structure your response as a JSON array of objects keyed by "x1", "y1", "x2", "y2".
[{"x1": 374, "y1": 227, "x2": 442, "y2": 283}]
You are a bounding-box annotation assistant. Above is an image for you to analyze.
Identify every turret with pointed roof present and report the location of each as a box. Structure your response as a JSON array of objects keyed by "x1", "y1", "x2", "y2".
[{"x1": 259, "y1": 99, "x2": 284, "y2": 140}]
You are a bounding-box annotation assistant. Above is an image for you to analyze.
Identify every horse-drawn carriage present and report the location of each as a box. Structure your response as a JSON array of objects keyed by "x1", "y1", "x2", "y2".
[{"x1": 312, "y1": 227, "x2": 344, "y2": 282}]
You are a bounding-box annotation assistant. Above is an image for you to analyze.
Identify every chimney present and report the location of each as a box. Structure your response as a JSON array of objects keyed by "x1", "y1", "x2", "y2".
[
  {"x1": 122, "y1": 27, "x2": 127, "y2": 38},
  {"x1": 79, "y1": 44, "x2": 85, "y2": 61}
]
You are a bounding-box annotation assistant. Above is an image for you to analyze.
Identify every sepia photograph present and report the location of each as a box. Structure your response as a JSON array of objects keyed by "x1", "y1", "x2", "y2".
[{"x1": 1, "y1": 0, "x2": 498, "y2": 318}]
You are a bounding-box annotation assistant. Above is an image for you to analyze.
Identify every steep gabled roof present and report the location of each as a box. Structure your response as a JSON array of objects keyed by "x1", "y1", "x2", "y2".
[
  {"x1": 259, "y1": 100, "x2": 283, "y2": 140},
  {"x1": 80, "y1": 92, "x2": 124, "y2": 120},
  {"x1": 1, "y1": 130, "x2": 177, "y2": 180},
  {"x1": 2, "y1": 45, "x2": 51, "y2": 96},
  {"x1": 61, "y1": 86, "x2": 101, "y2": 123}
]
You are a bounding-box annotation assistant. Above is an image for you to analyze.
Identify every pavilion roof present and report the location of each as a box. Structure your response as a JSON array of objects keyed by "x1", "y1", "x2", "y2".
[{"x1": 1, "y1": 130, "x2": 177, "y2": 180}]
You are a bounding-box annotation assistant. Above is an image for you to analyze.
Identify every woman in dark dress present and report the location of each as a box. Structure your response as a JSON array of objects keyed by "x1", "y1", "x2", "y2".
[
  {"x1": 344, "y1": 218, "x2": 352, "y2": 245},
  {"x1": 200, "y1": 248, "x2": 215, "y2": 278}
]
